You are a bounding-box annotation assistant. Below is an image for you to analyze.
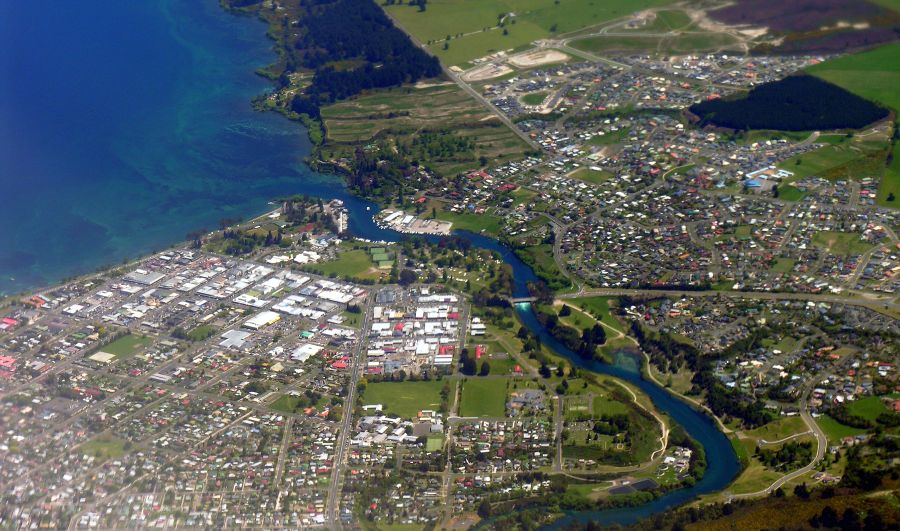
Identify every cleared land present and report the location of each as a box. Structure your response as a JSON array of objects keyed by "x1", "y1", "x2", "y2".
[
  {"x1": 811, "y1": 231, "x2": 875, "y2": 257},
  {"x1": 321, "y1": 84, "x2": 528, "y2": 177},
  {"x1": 363, "y1": 381, "x2": 445, "y2": 419},
  {"x1": 807, "y1": 44, "x2": 900, "y2": 205},
  {"x1": 385, "y1": 0, "x2": 674, "y2": 66}
]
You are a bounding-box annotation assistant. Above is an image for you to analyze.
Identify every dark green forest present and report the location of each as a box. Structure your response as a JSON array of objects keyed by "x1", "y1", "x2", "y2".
[{"x1": 690, "y1": 75, "x2": 888, "y2": 131}]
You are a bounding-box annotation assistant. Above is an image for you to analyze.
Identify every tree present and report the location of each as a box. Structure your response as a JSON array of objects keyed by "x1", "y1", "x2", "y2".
[
  {"x1": 502, "y1": 28, "x2": 509, "y2": 36},
  {"x1": 793, "y1": 482, "x2": 809, "y2": 499},
  {"x1": 888, "y1": 192, "x2": 896, "y2": 202},
  {"x1": 479, "y1": 362, "x2": 491, "y2": 376},
  {"x1": 559, "y1": 305, "x2": 572, "y2": 317},
  {"x1": 398, "y1": 268, "x2": 418, "y2": 286},
  {"x1": 772, "y1": 184, "x2": 779, "y2": 198},
  {"x1": 539, "y1": 363, "x2": 551, "y2": 378},
  {"x1": 477, "y1": 499, "x2": 491, "y2": 519}
]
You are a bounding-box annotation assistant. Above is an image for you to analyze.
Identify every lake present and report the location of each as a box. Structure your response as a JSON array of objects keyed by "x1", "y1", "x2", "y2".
[{"x1": 0, "y1": 0, "x2": 341, "y2": 295}]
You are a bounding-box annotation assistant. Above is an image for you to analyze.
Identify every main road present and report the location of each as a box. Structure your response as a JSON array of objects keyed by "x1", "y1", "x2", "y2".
[{"x1": 325, "y1": 293, "x2": 374, "y2": 527}]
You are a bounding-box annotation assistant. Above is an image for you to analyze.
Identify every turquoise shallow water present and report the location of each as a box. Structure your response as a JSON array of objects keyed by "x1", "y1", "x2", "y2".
[{"x1": 0, "y1": 0, "x2": 336, "y2": 295}]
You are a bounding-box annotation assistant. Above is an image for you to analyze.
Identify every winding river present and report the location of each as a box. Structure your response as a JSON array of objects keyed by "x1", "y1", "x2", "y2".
[{"x1": 337, "y1": 201, "x2": 741, "y2": 526}]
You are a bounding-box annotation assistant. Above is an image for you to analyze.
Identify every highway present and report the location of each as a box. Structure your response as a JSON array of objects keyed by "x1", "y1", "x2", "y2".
[{"x1": 325, "y1": 293, "x2": 374, "y2": 527}]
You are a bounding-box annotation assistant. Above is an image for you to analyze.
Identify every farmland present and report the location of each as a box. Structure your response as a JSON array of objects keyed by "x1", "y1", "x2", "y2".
[
  {"x1": 321, "y1": 84, "x2": 528, "y2": 177},
  {"x1": 571, "y1": 31, "x2": 740, "y2": 56},
  {"x1": 807, "y1": 44, "x2": 900, "y2": 205},
  {"x1": 384, "y1": 0, "x2": 674, "y2": 66}
]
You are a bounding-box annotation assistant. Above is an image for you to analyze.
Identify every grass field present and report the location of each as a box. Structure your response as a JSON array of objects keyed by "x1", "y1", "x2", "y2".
[
  {"x1": 811, "y1": 231, "x2": 875, "y2": 257},
  {"x1": 817, "y1": 415, "x2": 866, "y2": 445},
  {"x1": 436, "y1": 209, "x2": 505, "y2": 237},
  {"x1": 807, "y1": 44, "x2": 900, "y2": 205},
  {"x1": 187, "y1": 325, "x2": 216, "y2": 342},
  {"x1": 569, "y1": 167, "x2": 615, "y2": 184},
  {"x1": 459, "y1": 378, "x2": 507, "y2": 417},
  {"x1": 364, "y1": 381, "x2": 445, "y2": 419},
  {"x1": 845, "y1": 396, "x2": 888, "y2": 421},
  {"x1": 570, "y1": 31, "x2": 740, "y2": 56},
  {"x1": 744, "y1": 416, "x2": 808, "y2": 442},
  {"x1": 565, "y1": 296, "x2": 625, "y2": 334},
  {"x1": 313, "y1": 249, "x2": 378, "y2": 279},
  {"x1": 777, "y1": 184, "x2": 806, "y2": 202},
  {"x1": 270, "y1": 394, "x2": 302, "y2": 414},
  {"x1": 522, "y1": 91, "x2": 548, "y2": 105},
  {"x1": 385, "y1": 0, "x2": 674, "y2": 66},
  {"x1": 770, "y1": 257, "x2": 796, "y2": 274},
  {"x1": 777, "y1": 137, "x2": 889, "y2": 182},
  {"x1": 82, "y1": 436, "x2": 128, "y2": 460},
  {"x1": 101, "y1": 335, "x2": 152, "y2": 358}
]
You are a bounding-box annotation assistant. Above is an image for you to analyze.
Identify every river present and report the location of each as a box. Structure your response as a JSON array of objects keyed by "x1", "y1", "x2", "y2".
[{"x1": 347, "y1": 208, "x2": 741, "y2": 527}]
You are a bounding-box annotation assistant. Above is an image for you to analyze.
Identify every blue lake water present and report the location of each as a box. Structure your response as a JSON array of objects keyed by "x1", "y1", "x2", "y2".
[
  {"x1": 0, "y1": 0, "x2": 355, "y2": 295},
  {"x1": 0, "y1": 0, "x2": 739, "y2": 524}
]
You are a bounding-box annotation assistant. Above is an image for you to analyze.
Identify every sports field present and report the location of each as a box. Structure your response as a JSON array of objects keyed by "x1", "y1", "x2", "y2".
[
  {"x1": 459, "y1": 377, "x2": 507, "y2": 417},
  {"x1": 101, "y1": 335, "x2": 152, "y2": 359},
  {"x1": 385, "y1": 0, "x2": 674, "y2": 66},
  {"x1": 363, "y1": 380, "x2": 445, "y2": 419}
]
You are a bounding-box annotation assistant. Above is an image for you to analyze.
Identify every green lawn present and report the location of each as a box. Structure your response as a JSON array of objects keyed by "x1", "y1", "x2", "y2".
[
  {"x1": 592, "y1": 394, "x2": 629, "y2": 416},
  {"x1": 744, "y1": 416, "x2": 808, "y2": 442},
  {"x1": 587, "y1": 128, "x2": 631, "y2": 146},
  {"x1": 187, "y1": 325, "x2": 216, "y2": 342},
  {"x1": 270, "y1": 394, "x2": 303, "y2": 414},
  {"x1": 340, "y1": 311, "x2": 362, "y2": 328},
  {"x1": 569, "y1": 167, "x2": 615, "y2": 184},
  {"x1": 436, "y1": 210, "x2": 504, "y2": 236},
  {"x1": 778, "y1": 184, "x2": 806, "y2": 202},
  {"x1": 817, "y1": 415, "x2": 866, "y2": 445},
  {"x1": 82, "y1": 436, "x2": 128, "y2": 460},
  {"x1": 363, "y1": 381, "x2": 445, "y2": 419},
  {"x1": 846, "y1": 396, "x2": 888, "y2": 422},
  {"x1": 522, "y1": 91, "x2": 548, "y2": 105},
  {"x1": 811, "y1": 231, "x2": 875, "y2": 257},
  {"x1": 459, "y1": 377, "x2": 507, "y2": 417},
  {"x1": 770, "y1": 257, "x2": 796, "y2": 274},
  {"x1": 101, "y1": 335, "x2": 152, "y2": 358},
  {"x1": 807, "y1": 43, "x2": 900, "y2": 125},
  {"x1": 313, "y1": 249, "x2": 377, "y2": 279},
  {"x1": 426, "y1": 435, "x2": 444, "y2": 452},
  {"x1": 565, "y1": 296, "x2": 625, "y2": 334}
]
